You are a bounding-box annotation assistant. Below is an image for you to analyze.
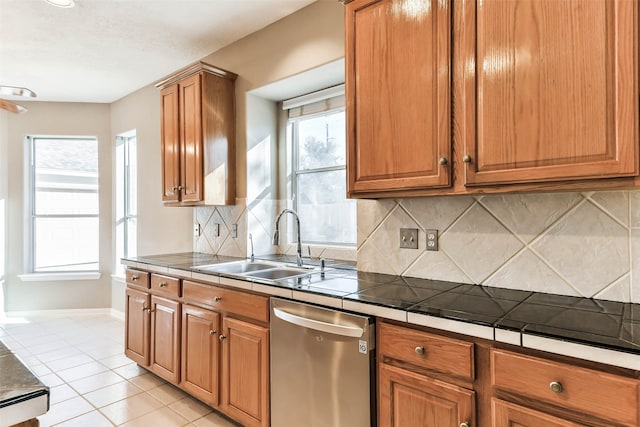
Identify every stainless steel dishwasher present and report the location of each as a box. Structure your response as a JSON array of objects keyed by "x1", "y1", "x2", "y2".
[{"x1": 270, "y1": 297, "x2": 376, "y2": 427}]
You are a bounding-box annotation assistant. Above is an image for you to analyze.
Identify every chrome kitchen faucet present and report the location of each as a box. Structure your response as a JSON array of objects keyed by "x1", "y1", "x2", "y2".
[{"x1": 273, "y1": 209, "x2": 303, "y2": 267}]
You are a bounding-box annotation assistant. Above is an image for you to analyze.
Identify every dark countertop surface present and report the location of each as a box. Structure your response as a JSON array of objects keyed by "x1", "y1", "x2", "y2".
[
  {"x1": 0, "y1": 340, "x2": 49, "y2": 409},
  {"x1": 125, "y1": 252, "x2": 640, "y2": 359}
]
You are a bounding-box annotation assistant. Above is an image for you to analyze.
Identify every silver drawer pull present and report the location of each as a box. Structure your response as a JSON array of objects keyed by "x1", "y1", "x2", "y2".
[
  {"x1": 159, "y1": 282, "x2": 168, "y2": 288},
  {"x1": 219, "y1": 334, "x2": 227, "y2": 341},
  {"x1": 131, "y1": 276, "x2": 138, "y2": 281},
  {"x1": 549, "y1": 381, "x2": 563, "y2": 393},
  {"x1": 214, "y1": 296, "x2": 222, "y2": 302},
  {"x1": 415, "y1": 346, "x2": 425, "y2": 356},
  {"x1": 209, "y1": 330, "x2": 217, "y2": 336},
  {"x1": 460, "y1": 422, "x2": 470, "y2": 427}
]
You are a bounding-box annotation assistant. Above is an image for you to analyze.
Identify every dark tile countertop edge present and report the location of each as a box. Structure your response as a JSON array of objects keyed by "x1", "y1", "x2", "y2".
[
  {"x1": 123, "y1": 253, "x2": 640, "y2": 371},
  {"x1": 0, "y1": 340, "x2": 50, "y2": 410}
]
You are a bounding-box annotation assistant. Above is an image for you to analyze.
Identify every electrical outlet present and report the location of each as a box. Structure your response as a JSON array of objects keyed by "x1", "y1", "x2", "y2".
[
  {"x1": 231, "y1": 223, "x2": 238, "y2": 238},
  {"x1": 426, "y1": 229, "x2": 438, "y2": 251},
  {"x1": 213, "y1": 223, "x2": 220, "y2": 237},
  {"x1": 193, "y1": 222, "x2": 201, "y2": 237},
  {"x1": 399, "y1": 228, "x2": 419, "y2": 249}
]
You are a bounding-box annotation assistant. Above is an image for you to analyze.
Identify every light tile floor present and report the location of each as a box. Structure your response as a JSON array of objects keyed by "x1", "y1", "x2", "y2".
[{"x1": 0, "y1": 312, "x2": 239, "y2": 427}]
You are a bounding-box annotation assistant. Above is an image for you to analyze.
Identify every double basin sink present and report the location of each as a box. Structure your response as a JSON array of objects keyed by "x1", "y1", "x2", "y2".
[{"x1": 193, "y1": 260, "x2": 319, "y2": 282}]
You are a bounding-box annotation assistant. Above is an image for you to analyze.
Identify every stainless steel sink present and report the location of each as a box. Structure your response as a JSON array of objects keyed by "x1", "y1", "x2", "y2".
[
  {"x1": 195, "y1": 261, "x2": 275, "y2": 274},
  {"x1": 244, "y1": 268, "x2": 310, "y2": 280},
  {"x1": 192, "y1": 260, "x2": 318, "y2": 282}
]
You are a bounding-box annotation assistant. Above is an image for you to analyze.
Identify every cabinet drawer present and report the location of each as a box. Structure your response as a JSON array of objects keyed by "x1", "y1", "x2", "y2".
[
  {"x1": 491, "y1": 349, "x2": 639, "y2": 426},
  {"x1": 379, "y1": 322, "x2": 474, "y2": 381},
  {"x1": 150, "y1": 274, "x2": 181, "y2": 298},
  {"x1": 183, "y1": 280, "x2": 269, "y2": 323},
  {"x1": 126, "y1": 269, "x2": 150, "y2": 288}
]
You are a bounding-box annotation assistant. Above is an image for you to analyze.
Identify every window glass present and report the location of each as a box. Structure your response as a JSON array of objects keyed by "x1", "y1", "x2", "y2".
[
  {"x1": 291, "y1": 108, "x2": 356, "y2": 246},
  {"x1": 115, "y1": 133, "x2": 137, "y2": 275},
  {"x1": 30, "y1": 136, "x2": 99, "y2": 273},
  {"x1": 297, "y1": 111, "x2": 346, "y2": 170}
]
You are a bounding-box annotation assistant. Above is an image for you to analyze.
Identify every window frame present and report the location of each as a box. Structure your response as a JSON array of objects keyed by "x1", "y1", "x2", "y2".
[
  {"x1": 289, "y1": 107, "x2": 356, "y2": 246},
  {"x1": 27, "y1": 135, "x2": 100, "y2": 274},
  {"x1": 115, "y1": 131, "x2": 137, "y2": 276}
]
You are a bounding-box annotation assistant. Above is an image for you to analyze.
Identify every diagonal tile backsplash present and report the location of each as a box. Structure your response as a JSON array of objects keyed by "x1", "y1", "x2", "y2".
[{"x1": 358, "y1": 190, "x2": 640, "y2": 304}]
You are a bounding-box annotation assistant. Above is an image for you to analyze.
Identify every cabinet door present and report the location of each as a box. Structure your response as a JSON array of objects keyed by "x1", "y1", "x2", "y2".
[
  {"x1": 150, "y1": 295, "x2": 181, "y2": 383},
  {"x1": 379, "y1": 363, "x2": 474, "y2": 427},
  {"x1": 492, "y1": 399, "x2": 582, "y2": 427},
  {"x1": 179, "y1": 73, "x2": 204, "y2": 203},
  {"x1": 160, "y1": 84, "x2": 181, "y2": 202},
  {"x1": 125, "y1": 288, "x2": 150, "y2": 366},
  {"x1": 221, "y1": 317, "x2": 269, "y2": 427},
  {"x1": 457, "y1": 0, "x2": 638, "y2": 186},
  {"x1": 345, "y1": 0, "x2": 451, "y2": 196},
  {"x1": 181, "y1": 305, "x2": 220, "y2": 406}
]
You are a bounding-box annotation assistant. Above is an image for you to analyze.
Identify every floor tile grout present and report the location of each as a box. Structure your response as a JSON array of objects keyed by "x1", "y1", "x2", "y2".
[{"x1": 1, "y1": 313, "x2": 239, "y2": 427}]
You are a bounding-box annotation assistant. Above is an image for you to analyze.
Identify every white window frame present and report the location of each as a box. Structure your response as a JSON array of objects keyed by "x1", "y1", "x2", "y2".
[
  {"x1": 25, "y1": 135, "x2": 100, "y2": 275},
  {"x1": 286, "y1": 97, "x2": 356, "y2": 247},
  {"x1": 115, "y1": 131, "x2": 137, "y2": 276}
]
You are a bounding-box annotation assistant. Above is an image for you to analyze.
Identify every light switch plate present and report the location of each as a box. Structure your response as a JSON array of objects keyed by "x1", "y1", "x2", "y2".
[
  {"x1": 399, "y1": 228, "x2": 419, "y2": 249},
  {"x1": 214, "y1": 223, "x2": 220, "y2": 237},
  {"x1": 231, "y1": 223, "x2": 238, "y2": 238},
  {"x1": 193, "y1": 222, "x2": 201, "y2": 237}
]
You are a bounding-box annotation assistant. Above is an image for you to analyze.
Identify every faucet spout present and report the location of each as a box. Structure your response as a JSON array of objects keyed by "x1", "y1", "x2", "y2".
[{"x1": 273, "y1": 208, "x2": 303, "y2": 267}]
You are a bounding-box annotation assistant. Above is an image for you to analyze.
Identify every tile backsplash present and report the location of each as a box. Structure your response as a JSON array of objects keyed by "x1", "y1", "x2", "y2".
[
  {"x1": 358, "y1": 191, "x2": 640, "y2": 303},
  {"x1": 195, "y1": 190, "x2": 640, "y2": 303}
]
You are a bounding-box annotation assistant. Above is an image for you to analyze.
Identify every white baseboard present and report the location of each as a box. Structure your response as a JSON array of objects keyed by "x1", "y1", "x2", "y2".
[{"x1": 3, "y1": 307, "x2": 122, "y2": 319}]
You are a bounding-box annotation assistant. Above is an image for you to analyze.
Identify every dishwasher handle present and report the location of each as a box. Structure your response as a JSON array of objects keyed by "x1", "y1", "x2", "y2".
[{"x1": 273, "y1": 307, "x2": 364, "y2": 338}]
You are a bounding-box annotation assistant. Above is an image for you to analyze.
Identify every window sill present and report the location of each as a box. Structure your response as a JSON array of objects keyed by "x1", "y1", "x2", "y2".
[{"x1": 18, "y1": 272, "x2": 102, "y2": 282}]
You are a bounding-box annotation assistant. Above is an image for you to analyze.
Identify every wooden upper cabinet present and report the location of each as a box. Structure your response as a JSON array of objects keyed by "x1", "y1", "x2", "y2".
[
  {"x1": 179, "y1": 74, "x2": 204, "y2": 203},
  {"x1": 156, "y1": 62, "x2": 237, "y2": 205},
  {"x1": 345, "y1": 0, "x2": 452, "y2": 196},
  {"x1": 160, "y1": 84, "x2": 180, "y2": 202},
  {"x1": 457, "y1": 0, "x2": 639, "y2": 186}
]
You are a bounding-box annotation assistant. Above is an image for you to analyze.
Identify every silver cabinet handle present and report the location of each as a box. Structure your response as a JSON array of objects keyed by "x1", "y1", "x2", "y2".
[
  {"x1": 439, "y1": 157, "x2": 448, "y2": 166},
  {"x1": 209, "y1": 330, "x2": 217, "y2": 336},
  {"x1": 415, "y1": 346, "x2": 425, "y2": 356},
  {"x1": 460, "y1": 422, "x2": 470, "y2": 427},
  {"x1": 273, "y1": 307, "x2": 364, "y2": 338},
  {"x1": 219, "y1": 334, "x2": 227, "y2": 341},
  {"x1": 462, "y1": 154, "x2": 472, "y2": 163},
  {"x1": 214, "y1": 296, "x2": 222, "y2": 302},
  {"x1": 549, "y1": 381, "x2": 563, "y2": 393}
]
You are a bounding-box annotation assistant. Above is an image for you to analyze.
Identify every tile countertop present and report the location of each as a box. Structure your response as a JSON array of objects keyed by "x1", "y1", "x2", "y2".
[
  {"x1": 122, "y1": 252, "x2": 640, "y2": 371},
  {"x1": 0, "y1": 340, "x2": 49, "y2": 427}
]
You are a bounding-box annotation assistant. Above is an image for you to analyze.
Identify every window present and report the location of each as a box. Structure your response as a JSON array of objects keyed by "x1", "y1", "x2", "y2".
[
  {"x1": 286, "y1": 86, "x2": 356, "y2": 246},
  {"x1": 28, "y1": 136, "x2": 99, "y2": 273},
  {"x1": 115, "y1": 132, "x2": 137, "y2": 276}
]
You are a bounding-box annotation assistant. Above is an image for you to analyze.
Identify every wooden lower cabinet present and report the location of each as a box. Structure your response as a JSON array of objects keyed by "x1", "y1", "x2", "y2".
[
  {"x1": 492, "y1": 399, "x2": 582, "y2": 427},
  {"x1": 379, "y1": 363, "x2": 475, "y2": 427},
  {"x1": 221, "y1": 317, "x2": 270, "y2": 427},
  {"x1": 181, "y1": 304, "x2": 220, "y2": 405},
  {"x1": 125, "y1": 288, "x2": 150, "y2": 366},
  {"x1": 150, "y1": 296, "x2": 181, "y2": 383}
]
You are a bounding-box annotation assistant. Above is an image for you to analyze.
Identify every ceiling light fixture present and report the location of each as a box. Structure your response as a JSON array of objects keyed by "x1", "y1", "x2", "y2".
[
  {"x1": 44, "y1": 0, "x2": 75, "y2": 8},
  {"x1": 0, "y1": 85, "x2": 37, "y2": 114}
]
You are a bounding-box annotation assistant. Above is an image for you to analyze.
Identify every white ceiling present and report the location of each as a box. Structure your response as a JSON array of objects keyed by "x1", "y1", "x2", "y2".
[{"x1": 0, "y1": 0, "x2": 317, "y2": 103}]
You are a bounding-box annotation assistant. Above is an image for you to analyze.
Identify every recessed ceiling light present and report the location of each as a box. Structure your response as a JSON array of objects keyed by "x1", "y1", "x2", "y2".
[{"x1": 44, "y1": 0, "x2": 75, "y2": 8}]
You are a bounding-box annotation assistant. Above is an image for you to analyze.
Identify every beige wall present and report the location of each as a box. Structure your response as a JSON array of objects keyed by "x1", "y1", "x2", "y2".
[
  {"x1": 201, "y1": 0, "x2": 344, "y2": 200},
  {"x1": 1, "y1": 0, "x2": 344, "y2": 312},
  {"x1": 1, "y1": 110, "x2": 8, "y2": 312},
  {"x1": 4, "y1": 102, "x2": 113, "y2": 311}
]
